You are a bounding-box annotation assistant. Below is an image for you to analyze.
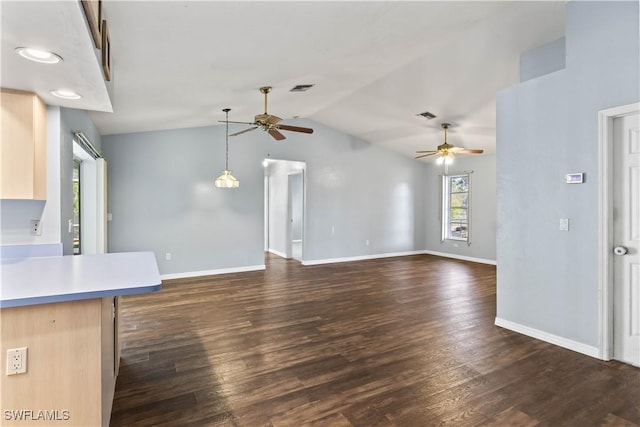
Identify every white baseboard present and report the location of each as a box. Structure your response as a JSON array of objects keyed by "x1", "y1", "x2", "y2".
[
  {"x1": 268, "y1": 248, "x2": 288, "y2": 258},
  {"x1": 301, "y1": 250, "x2": 425, "y2": 266},
  {"x1": 160, "y1": 264, "x2": 265, "y2": 280},
  {"x1": 494, "y1": 317, "x2": 600, "y2": 359},
  {"x1": 423, "y1": 250, "x2": 496, "y2": 265}
]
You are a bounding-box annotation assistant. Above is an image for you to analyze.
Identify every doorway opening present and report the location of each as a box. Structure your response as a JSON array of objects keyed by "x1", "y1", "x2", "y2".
[
  {"x1": 73, "y1": 159, "x2": 82, "y2": 254},
  {"x1": 72, "y1": 134, "x2": 107, "y2": 255},
  {"x1": 263, "y1": 159, "x2": 306, "y2": 263}
]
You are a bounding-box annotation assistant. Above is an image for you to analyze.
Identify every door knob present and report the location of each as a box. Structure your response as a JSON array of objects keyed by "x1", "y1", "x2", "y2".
[{"x1": 614, "y1": 246, "x2": 628, "y2": 256}]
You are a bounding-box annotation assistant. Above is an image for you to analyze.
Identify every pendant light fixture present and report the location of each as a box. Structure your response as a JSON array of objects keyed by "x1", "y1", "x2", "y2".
[{"x1": 215, "y1": 108, "x2": 239, "y2": 188}]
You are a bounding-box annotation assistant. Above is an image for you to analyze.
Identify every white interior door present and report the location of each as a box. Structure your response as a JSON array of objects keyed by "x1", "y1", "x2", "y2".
[{"x1": 613, "y1": 112, "x2": 640, "y2": 366}]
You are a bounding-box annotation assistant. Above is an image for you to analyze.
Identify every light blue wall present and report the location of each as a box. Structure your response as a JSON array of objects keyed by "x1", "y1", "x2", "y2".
[
  {"x1": 496, "y1": 1, "x2": 639, "y2": 347},
  {"x1": 520, "y1": 37, "x2": 566, "y2": 82},
  {"x1": 101, "y1": 119, "x2": 429, "y2": 275},
  {"x1": 424, "y1": 154, "x2": 496, "y2": 262}
]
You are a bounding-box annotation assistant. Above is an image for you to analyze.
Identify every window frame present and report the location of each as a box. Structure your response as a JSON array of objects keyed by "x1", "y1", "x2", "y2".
[{"x1": 441, "y1": 173, "x2": 471, "y2": 245}]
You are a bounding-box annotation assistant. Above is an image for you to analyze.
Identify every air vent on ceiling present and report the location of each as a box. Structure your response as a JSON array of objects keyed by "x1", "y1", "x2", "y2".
[
  {"x1": 417, "y1": 111, "x2": 437, "y2": 119},
  {"x1": 290, "y1": 84, "x2": 315, "y2": 92}
]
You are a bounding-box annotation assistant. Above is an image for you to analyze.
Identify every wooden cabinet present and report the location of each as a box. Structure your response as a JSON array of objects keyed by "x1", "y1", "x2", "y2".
[
  {"x1": 0, "y1": 88, "x2": 47, "y2": 200},
  {"x1": 100, "y1": 296, "x2": 120, "y2": 426},
  {"x1": 1, "y1": 297, "x2": 121, "y2": 426}
]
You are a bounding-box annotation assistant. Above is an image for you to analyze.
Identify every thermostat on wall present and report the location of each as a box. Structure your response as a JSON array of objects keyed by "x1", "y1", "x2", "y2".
[{"x1": 565, "y1": 173, "x2": 585, "y2": 184}]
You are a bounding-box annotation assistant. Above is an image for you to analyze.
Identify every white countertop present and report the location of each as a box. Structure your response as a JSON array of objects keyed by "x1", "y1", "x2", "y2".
[{"x1": 0, "y1": 251, "x2": 162, "y2": 308}]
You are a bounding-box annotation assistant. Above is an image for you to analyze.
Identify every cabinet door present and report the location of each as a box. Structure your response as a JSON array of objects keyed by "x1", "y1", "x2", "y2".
[
  {"x1": 101, "y1": 297, "x2": 118, "y2": 426},
  {"x1": 0, "y1": 89, "x2": 47, "y2": 199}
]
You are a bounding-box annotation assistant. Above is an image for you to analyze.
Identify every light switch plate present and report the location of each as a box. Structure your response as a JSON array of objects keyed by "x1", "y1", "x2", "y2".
[{"x1": 559, "y1": 218, "x2": 569, "y2": 231}]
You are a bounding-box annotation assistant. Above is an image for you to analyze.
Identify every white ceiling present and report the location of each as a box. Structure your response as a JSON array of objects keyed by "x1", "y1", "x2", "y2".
[{"x1": 1, "y1": 1, "x2": 566, "y2": 159}]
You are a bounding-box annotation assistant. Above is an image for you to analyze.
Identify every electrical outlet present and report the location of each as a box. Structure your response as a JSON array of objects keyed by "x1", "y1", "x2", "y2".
[
  {"x1": 366, "y1": 239, "x2": 370, "y2": 246},
  {"x1": 165, "y1": 253, "x2": 172, "y2": 261},
  {"x1": 6, "y1": 347, "x2": 27, "y2": 375},
  {"x1": 559, "y1": 218, "x2": 570, "y2": 231},
  {"x1": 31, "y1": 220, "x2": 42, "y2": 236}
]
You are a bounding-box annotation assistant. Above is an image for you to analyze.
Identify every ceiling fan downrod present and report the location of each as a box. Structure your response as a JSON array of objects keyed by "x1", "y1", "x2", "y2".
[{"x1": 260, "y1": 86, "x2": 272, "y2": 114}]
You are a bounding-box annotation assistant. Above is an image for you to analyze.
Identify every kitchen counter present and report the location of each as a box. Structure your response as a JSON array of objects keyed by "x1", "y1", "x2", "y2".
[
  {"x1": 1, "y1": 251, "x2": 162, "y2": 426},
  {"x1": 0, "y1": 251, "x2": 161, "y2": 308}
]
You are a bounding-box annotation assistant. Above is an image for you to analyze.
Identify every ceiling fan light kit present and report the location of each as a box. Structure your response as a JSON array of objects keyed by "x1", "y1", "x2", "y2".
[
  {"x1": 215, "y1": 108, "x2": 239, "y2": 189},
  {"x1": 436, "y1": 154, "x2": 454, "y2": 165}
]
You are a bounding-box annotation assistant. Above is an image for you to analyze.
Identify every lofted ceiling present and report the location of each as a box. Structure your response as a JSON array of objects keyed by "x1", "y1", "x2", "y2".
[{"x1": 1, "y1": 1, "x2": 566, "y2": 159}]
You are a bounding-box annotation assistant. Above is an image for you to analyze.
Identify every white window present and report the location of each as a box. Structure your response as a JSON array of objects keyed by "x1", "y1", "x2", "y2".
[{"x1": 442, "y1": 173, "x2": 470, "y2": 242}]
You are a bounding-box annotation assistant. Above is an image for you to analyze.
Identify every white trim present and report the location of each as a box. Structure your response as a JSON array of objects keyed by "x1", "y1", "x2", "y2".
[
  {"x1": 268, "y1": 248, "x2": 288, "y2": 259},
  {"x1": 301, "y1": 250, "x2": 426, "y2": 266},
  {"x1": 302, "y1": 250, "x2": 497, "y2": 266},
  {"x1": 79, "y1": 157, "x2": 98, "y2": 255},
  {"x1": 495, "y1": 317, "x2": 599, "y2": 359},
  {"x1": 160, "y1": 264, "x2": 265, "y2": 280},
  {"x1": 597, "y1": 102, "x2": 640, "y2": 361},
  {"x1": 96, "y1": 159, "x2": 107, "y2": 254},
  {"x1": 422, "y1": 250, "x2": 497, "y2": 265}
]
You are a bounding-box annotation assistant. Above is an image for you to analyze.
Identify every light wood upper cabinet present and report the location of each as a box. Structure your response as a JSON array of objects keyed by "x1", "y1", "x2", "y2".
[{"x1": 0, "y1": 88, "x2": 47, "y2": 200}]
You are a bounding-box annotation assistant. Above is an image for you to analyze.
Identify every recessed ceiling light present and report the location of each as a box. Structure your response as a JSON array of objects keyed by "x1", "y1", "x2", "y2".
[
  {"x1": 50, "y1": 89, "x2": 82, "y2": 100},
  {"x1": 15, "y1": 47, "x2": 62, "y2": 64}
]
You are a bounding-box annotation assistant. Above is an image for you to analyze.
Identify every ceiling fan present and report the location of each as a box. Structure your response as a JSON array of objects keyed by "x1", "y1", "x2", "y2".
[
  {"x1": 221, "y1": 86, "x2": 314, "y2": 141},
  {"x1": 414, "y1": 123, "x2": 483, "y2": 164}
]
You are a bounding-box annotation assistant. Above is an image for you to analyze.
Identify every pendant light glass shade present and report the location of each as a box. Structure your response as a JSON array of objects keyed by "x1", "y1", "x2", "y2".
[
  {"x1": 215, "y1": 170, "x2": 239, "y2": 188},
  {"x1": 215, "y1": 108, "x2": 239, "y2": 188}
]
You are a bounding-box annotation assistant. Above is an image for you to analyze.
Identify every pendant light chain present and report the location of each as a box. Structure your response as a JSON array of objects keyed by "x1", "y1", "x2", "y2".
[
  {"x1": 224, "y1": 108, "x2": 230, "y2": 171},
  {"x1": 215, "y1": 108, "x2": 239, "y2": 188}
]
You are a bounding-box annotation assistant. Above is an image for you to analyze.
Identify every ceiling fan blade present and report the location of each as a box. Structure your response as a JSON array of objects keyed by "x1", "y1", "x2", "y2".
[
  {"x1": 219, "y1": 120, "x2": 256, "y2": 125},
  {"x1": 229, "y1": 126, "x2": 258, "y2": 137},
  {"x1": 451, "y1": 147, "x2": 484, "y2": 154},
  {"x1": 414, "y1": 152, "x2": 439, "y2": 160},
  {"x1": 276, "y1": 124, "x2": 314, "y2": 134},
  {"x1": 415, "y1": 150, "x2": 438, "y2": 154},
  {"x1": 268, "y1": 129, "x2": 286, "y2": 140}
]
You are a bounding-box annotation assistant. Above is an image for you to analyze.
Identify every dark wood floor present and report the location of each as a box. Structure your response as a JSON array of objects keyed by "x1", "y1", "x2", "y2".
[{"x1": 110, "y1": 254, "x2": 640, "y2": 427}]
